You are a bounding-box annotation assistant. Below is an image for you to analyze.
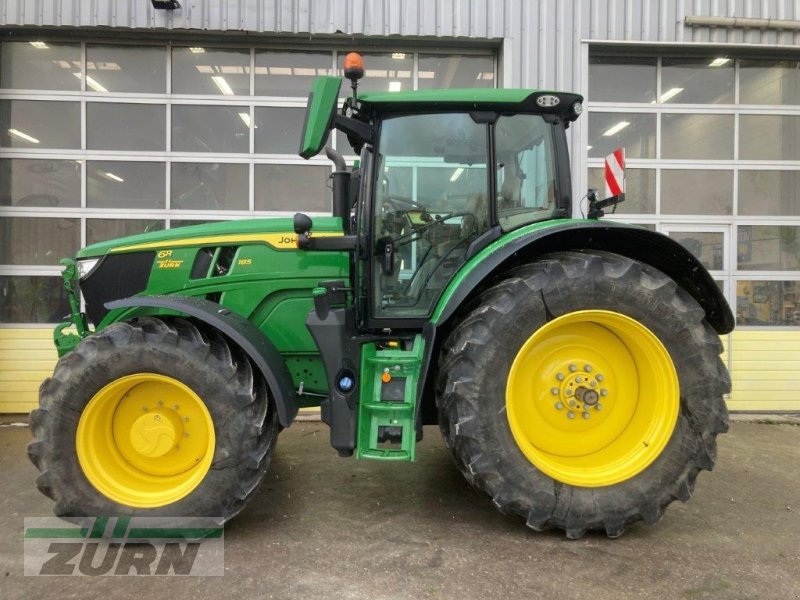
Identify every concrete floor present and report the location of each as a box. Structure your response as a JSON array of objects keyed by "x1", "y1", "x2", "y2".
[{"x1": 1, "y1": 421, "x2": 799, "y2": 600}]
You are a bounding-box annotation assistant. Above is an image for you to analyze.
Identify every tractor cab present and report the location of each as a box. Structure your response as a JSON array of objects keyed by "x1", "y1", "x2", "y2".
[
  {"x1": 289, "y1": 57, "x2": 586, "y2": 460},
  {"x1": 296, "y1": 53, "x2": 583, "y2": 325},
  {"x1": 367, "y1": 108, "x2": 563, "y2": 320}
]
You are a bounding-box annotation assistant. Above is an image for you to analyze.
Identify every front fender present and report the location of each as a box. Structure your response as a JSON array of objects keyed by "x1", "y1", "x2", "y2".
[
  {"x1": 432, "y1": 220, "x2": 734, "y2": 334},
  {"x1": 106, "y1": 295, "x2": 299, "y2": 427}
]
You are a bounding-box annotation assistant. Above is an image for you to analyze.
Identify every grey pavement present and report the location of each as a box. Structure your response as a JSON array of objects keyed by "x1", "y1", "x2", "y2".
[{"x1": 1, "y1": 421, "x2": 798, "y2": 600}]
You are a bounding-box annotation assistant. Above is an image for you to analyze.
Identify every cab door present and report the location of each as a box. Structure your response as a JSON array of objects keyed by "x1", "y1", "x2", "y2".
[{"x1": 368, "y1": 112, "x2": 491, "y2": 324}]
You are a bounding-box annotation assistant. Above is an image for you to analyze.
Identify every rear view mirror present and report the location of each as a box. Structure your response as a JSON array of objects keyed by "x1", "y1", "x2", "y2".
[{"x1": 298, "y1": 76, "x2": 342, "y2": 159}]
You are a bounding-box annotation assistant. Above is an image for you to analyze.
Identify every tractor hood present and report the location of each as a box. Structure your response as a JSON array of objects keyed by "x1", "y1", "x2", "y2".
[
  {"x1": 77, "y1": 216, "x2": 345, "y2": 258},
  {"x1": 71, "y1": 215, "x2": 348, "y2": 329}
]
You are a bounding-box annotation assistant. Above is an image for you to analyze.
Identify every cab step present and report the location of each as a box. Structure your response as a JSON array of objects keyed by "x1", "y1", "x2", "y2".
[{"x1": 356, "y1": 335, "x2": 425, "y2": 461}]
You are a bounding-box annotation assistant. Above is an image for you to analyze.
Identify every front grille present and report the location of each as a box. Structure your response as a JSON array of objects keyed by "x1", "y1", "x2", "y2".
[{"x1": 80, "y1": 252, "x2": 155, "y2": 326}]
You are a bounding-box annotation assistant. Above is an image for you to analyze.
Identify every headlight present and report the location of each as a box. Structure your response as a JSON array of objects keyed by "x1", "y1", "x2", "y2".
[
  {"x1": 76, "y1": 258, "x2": 100, "y2": 279},
  {"x1": 572, "y1": 101, "x2": 583, "y2": 117},
  {"x1": 535, "y1": 94, "x2": 561, "y2": 108}
]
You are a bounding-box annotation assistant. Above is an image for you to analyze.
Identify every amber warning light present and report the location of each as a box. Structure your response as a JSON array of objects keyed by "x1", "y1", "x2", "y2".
[
  {"x1": 343, "y1": 52, "x2": 365, "y2": 100},
  {"x1": 343, "y1": 52, "x2": 365, "y2": 81}
]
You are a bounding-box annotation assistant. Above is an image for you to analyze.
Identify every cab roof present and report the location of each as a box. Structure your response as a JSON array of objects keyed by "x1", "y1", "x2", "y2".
[{"x1": 355, "y1": 88, "x2": 583, "y2": 118}]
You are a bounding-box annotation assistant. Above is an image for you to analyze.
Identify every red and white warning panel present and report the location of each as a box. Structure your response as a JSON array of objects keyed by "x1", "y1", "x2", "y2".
[{"x1": 604, "y1": 148, "x2": 625, "y2": 199}]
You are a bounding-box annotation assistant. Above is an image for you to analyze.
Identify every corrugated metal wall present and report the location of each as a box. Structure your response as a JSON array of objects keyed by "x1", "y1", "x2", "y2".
[
  {"x1": 5, "y1": 1, "x2": 800, "y2": 42},
  {"x1": 2, "y1": 2, "x2": 799, "y2": 87}
]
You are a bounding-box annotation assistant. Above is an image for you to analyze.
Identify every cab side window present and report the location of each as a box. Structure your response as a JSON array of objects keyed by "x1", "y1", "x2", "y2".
[{"x1": 496, "y1": 114, "x2": 558, "y2": 231}]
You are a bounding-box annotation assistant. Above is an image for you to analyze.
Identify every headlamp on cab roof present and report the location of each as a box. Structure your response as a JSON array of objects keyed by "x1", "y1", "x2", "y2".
[{"x1": 536, "y1": 94, "x2": 561, "y2": 108}]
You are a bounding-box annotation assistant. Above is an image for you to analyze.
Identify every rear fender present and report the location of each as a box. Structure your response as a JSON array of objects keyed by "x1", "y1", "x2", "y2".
[{"x1": 433, "y1": 220, "x2": 734, "y2": 334}]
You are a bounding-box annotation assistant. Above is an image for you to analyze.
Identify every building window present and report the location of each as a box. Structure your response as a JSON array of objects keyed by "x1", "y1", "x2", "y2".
[
  {"x1": 587, "y1": 56, "x2": 656, "y2": 103},
  {"x1": 588, "y1": 54, "x2": 800, "y2": 327},
  {"x1": 0, "y1": 41, "x2": 81, "y2": 91},
  {"x1": 0, "y1": 275, "x2": 70, "y2": 323},
  {"x1": 171, "y1": 163, "x2": 249, "y2": 211},
  {"x1": 0, "y1": 41, "x2": 495, "y2": 323},
  {"x1": 86, "y1": 45, "x2": 167, "y2": 94},
  {"x1": 736, "y1": 280, "x2": 800, "y2": 326},
  {"x1": 255, "y1": 51, "x2": 332, "y2": 97},
  {"x1": 587, "y1": 113, "x2": 656, "y2": 159}
]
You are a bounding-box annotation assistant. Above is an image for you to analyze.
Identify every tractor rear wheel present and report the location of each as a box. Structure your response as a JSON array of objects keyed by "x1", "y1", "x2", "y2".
[
  {"x1": 28, "y1": 316, "x2": 277, "y2": 522},
  {"x1": 436, "y1": 251, "x2": 729, "y2": 538}
]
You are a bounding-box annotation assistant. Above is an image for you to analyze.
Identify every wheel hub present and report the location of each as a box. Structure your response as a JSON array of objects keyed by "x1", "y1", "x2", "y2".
[
  {"x1": 129, "y1": 410, "x2": 179, "y2": 458},
  {"x1": 505, "y1": 310, "x2": 679, "y2": 487},
  {"x1": 76, "y1": 373, "x2": 215, "y2": 508},
  {"x1": 552, "y1": 363, "x2": 606, "y2": 419}
]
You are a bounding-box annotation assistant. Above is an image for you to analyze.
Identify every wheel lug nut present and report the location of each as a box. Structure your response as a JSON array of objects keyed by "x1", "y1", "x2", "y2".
[
  {"x1": 576, "y1": 376, "x2": 583, "y2": 383},
  {"x1": 551, "y1": 387, "x2": 559, "y2": 395},
  {"x1": 600, "y1": 389, "x2": 608, "y2": 397},
  {"x1": 568, "y1": 364, "x2": 577, "y2": 372},
  {"x1": 596, "y1": 403, "x2": 603, "y2": 411},
  {"x1": 555, "y1": 402, "x2": 564, "y2": 410},
  {"x1": 584, "y1": 364, "x2": 592, "y2": 372},
  {"x1": 565, "y1": 389, "x2": 574, "y2": 396},
  {"x1": 567, "y1": 411, "x2": 575, "y2": 419},
  {"x1": 590, "y1": 381, "x2": 597, "y2": 387},
  {"x1": 582, "y1": 412, "x2": 590, "y2": 419},
  {"x1": 596, "y1": 374, "x2": 604, "y2": 382},
  {"x1": 569, "y1": 400, "x2": 576, "y2": 408},
  {"x1": 556, "y1": 373, "x2": 565, "y2": 381}
]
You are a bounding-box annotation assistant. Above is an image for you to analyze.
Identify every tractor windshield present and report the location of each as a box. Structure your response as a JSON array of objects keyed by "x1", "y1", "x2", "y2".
[{"x1": 372, "y1": 112, "x2": 558, "y2": 318}]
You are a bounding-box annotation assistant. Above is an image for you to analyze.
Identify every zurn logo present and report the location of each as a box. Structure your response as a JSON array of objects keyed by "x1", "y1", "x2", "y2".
[{"x1": 23, "y1": 517, "x2": 224, "y2": 576}]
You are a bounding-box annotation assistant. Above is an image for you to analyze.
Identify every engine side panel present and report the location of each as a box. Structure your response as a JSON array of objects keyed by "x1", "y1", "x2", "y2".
[{"x1": 78, "y1": 218, "x2": 350, "y2": 398}]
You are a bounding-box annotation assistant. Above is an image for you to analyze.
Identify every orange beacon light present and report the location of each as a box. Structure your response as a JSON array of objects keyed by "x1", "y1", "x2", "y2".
[{"x1": 343, "y1": 52, "x2": 365, "y2": 81}]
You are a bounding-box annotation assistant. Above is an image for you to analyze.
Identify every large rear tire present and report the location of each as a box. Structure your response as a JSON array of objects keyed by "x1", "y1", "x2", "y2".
[
  {"x1": 28, "y1": 316, "x2": 278, "y2": 522},
  {"x1": 436, "y1": 251, "x2": 729, "y2": 538}
]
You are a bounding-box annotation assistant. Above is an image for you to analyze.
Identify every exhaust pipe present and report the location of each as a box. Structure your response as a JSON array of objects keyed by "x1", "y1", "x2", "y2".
[{"x1": 325, "y1": 145, "x2": 352, "y2": 234}]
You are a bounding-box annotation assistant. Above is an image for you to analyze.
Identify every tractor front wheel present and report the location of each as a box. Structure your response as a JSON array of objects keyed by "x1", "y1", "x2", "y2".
[
  {"x1": 436, "y1": 251, "x2": 729, "y2": 538},
  {"x1": 28, "y1": 317, "x2": 277, "y2": 522}
]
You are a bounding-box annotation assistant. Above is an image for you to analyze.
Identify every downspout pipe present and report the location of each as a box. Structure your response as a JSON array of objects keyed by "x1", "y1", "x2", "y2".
[{"x1": 685, "y1": 15, "x2": 800, "y2": 30}]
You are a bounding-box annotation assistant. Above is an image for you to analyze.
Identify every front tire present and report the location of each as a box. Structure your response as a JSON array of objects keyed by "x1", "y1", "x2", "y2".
[
  {"x1": 436, "y1": 251, "x2": 729, "y2": 538},
  {"x1": 28, "y1": 317, "x2": 278, "y2": 522}
]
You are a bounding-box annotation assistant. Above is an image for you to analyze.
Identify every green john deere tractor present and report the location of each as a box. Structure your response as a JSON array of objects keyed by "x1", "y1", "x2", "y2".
[{"x1": 28, "y1": 54, "x2": 732, "y2": 538}]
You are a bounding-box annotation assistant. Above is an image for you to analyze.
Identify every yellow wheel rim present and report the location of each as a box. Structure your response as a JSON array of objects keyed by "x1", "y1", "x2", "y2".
[
  {"x1": 506, "y1": 310, "x2": 679, "y2": 487},
  {"x1": 76, "y1": 373, "x2": 215, "y2": 508}
]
